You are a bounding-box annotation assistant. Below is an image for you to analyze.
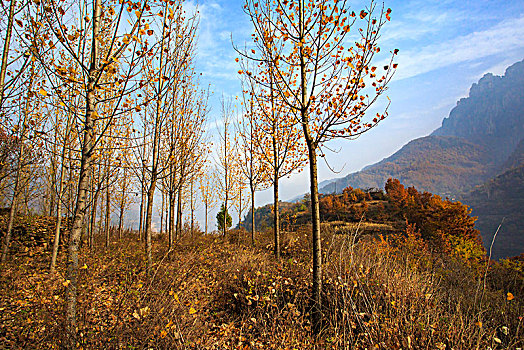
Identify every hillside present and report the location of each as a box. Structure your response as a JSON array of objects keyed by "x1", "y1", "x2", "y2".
[
  {"x1": 463, "y1": 164, "x2": 524, "y2": 259},
  {"x1": 320, "y1": 135, "x2": 502, "y2": 197}
]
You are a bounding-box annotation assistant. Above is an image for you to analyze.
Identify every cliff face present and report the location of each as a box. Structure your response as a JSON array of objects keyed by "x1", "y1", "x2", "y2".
[
  {"x1": 318, "y1": 59, "x2": 524, "y2": 258},
  {"x1": 433, "y1": 60, "x2": 524, "y2": 159}
]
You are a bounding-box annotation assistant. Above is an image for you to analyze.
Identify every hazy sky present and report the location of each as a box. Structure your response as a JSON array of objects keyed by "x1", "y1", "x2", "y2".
[{"x1": 171, "y1": 0, "x2": 524, "y2": 229}]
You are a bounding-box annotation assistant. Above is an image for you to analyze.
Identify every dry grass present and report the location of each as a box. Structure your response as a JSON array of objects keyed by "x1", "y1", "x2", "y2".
[{"x1": 0, "y1": 226, "x2": 522, "y2": 349}]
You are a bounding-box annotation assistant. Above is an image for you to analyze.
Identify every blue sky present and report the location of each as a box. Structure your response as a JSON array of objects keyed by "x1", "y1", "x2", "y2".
[{"x1": 179, "y1": 0, "x2": 524, "y2": 227}]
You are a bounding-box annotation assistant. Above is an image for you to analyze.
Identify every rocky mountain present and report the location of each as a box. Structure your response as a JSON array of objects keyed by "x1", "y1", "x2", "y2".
[
  {"x1": 319, "y1": 59, "x2": 524, "y2": 258},
  {"x1": 321, "y1": 59, "x2": 524, "y2": 197}
]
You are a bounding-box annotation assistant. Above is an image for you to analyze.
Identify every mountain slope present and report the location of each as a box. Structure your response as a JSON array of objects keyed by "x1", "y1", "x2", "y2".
[
  {"x1": 321, "y1": 135, "x2": 502, "y2": 197},
  {"x1": 463, "y1": 164, "x2": 524, "y2": 259}
]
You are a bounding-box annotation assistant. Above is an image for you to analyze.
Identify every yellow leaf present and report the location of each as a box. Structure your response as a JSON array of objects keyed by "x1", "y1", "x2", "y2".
[
  {"x1": 62, "y1": 280, "x2": 70, "y2": 287},
  {"x1": 39, "y1": 89, "x2": 48, "y2": 96},
  {"x1": 189, "y1": 307, "x2": 197, "y2": 314},
  {"x1": 139, "y1": 306, "x2": 150, "y2": 318},
  {"x1": 507, "y1": 292, "x2": 514, "y2": 301}
]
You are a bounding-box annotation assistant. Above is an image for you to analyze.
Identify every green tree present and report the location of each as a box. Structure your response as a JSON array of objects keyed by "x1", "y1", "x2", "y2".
[{"x1": 216, "y1": 203, "x2": 232, "y2": 235}]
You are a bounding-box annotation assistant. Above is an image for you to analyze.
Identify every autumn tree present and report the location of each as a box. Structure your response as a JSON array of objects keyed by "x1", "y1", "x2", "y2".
[
  {"x1": 241, "y1": 0, "x2": 397, "y2": 331},
  {"x1": 0, "y1": 55, "x2": 47, "y2": 263},
  {"x1": 385, "y1": 178, "x2": 486, "y2": 263},
  {"x1": 30, "y1": 0, "x2": 170, "y2": 342},
  {"x1": 216, "y1": 97, "x2": 239, "y2": 236},
  {"x1": 238, "y1": 62, "x2": 306, "y2": 257},
  {"x1": 235, "y1": 92, "x2": 269, "y2": 245},
  {"x1": 198, "y1": 163, "x2": 218, "y2": 235}
]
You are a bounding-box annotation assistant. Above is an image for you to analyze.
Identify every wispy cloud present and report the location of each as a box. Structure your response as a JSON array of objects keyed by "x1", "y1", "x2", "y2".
[
  {"x1": 393, "y1": 15, "x2": 524, "y2": 80},
  {"x1": 184, "y1": 0, "x2": 252, "y2": 82}
]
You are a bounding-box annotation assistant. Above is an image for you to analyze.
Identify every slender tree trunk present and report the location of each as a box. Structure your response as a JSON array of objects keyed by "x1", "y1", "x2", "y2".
[
  {"x1": 144, "y1": 7, "x2": 167, "y2": 267},
  {"x1": 169, "y1": 189, "x2": 174, "y2": 247},
  {"x1": 48, "y1": 158, "x2": 57, "y2": 217},
  {"x1": 104, "y1": 162, "x2": 110, "y2": 248},
  {"x1": 304, "y1": 133, "x2": 322, "y2": 334},
  {"x1": 89, "y1": 172, "x2": 100, "y2": 249},
  {"x1": 223, "y1": 195, "x2": 228, "y2": 237},
  {"x1": 204, "y1": 201, "x2": 208, "y2": 235},
  {"x1": 159, "y1": 189, "x2": 164, "y2": 236},
  {"x1": 297, "y1": 0, "x2": 321, "y2": 333},
  {"x1": 65, "y1": 0, "x2": 100, "y2": 342},
  {"x1": 190, "y1": 179, "x2": 194, "y2": 238},
  {"x1": 139, "y1": 186, "x2": 145, "y2": 241},
  {"x1": 251, "y1": 188, "x2": 255, "y2": 246},
  {"x1": 50, "y1": 139, "x2": 68, "y2": 273},
  {"x1": 0, "y1": 143, "x2": 23, "y2": 263},
  {"x1": 117, "y1": 167, "x2": 126, "y2": 239},
  {"x1": 0, "y1": 0, "x2": 16, "y2": 108},
  {"x1": 145, "y1": 183, "x2": 155, "y2": 270},
  {"x1": 176, "y1": 186, "x2": 182, "y2": 239},
  {"x1": 238, "y1": 188, "x2": 242, "y2": 229},
  {"x1": 273, "y1": 177, "x2": 280, "y2": 259}
]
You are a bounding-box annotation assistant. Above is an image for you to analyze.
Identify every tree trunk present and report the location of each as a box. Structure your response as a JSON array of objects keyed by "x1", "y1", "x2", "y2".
[
  {"x1": 145, "y1": 183, "x2": 155, "y2": 270},
  {"x1": 88, "y1": 172, "x2": 100, "y2": 249},
  {"x1": 0, "y1": 0, "x2": 16, "y2": 108},
  {"x1": 159, "y1": 189, "x2": 164, "y2": 236},
  {"x1": 104, "y1": 163, "x2": 110, "y2": 248},
  {"x1": 169, "y1": 189, "x2": 175, "y2": 247},
  {"x1": 50, "y1": 139, "x2": 68, "y2": 273},
  {"x1": 305, "y1": 136, "x2": 322, "y2": 334},
  {"x1": 190, "y1": 179, "x2": 194, "y2": 238},
  {"x1": 297, "y1": 0, "x2": 321, "y2": 333},
  {"x1": 117, "y1": 167, "x2": 126, "y2": 240},
  {"x1": 273, "y1": 176, "x2": 280, "y2": 259},
  {"x1": 251, "y1": 188, "x2": 255, "y2": 246},
  {"x1": 118, "y1": 191, "x2": 124, "y2": 240},
  {"x1": 204, "y1": 202, "x2": 208, "y2": 235},
  {"x1": 176, "y1": 186, "x2": 182, "y2": 239},
  {"x1": 0, "y1": 143, "x2": 23, "y2": 263},
  {"x1": 238, "y1": 188, "x2": 242, "y2": 231},
  {"x1": 139, "y1": 186, "x2": 145, "y2": 241},
  {"x1": 65, "y1": 0, "x2": 100, "y2": 342}
]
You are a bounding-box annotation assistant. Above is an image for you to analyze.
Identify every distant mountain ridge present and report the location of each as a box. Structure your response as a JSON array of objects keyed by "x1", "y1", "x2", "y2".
[
  {"x1": 320, "y1": 59, "x2": 524, "y2": 197},
  {"x1": 318, "y1": 59, "x2": 524, "y2": 258}
]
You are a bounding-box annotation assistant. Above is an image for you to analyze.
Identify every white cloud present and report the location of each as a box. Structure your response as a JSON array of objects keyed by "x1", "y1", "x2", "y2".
[{"x1": 394, "y1": 15, "x2": 524, "y2": 80}]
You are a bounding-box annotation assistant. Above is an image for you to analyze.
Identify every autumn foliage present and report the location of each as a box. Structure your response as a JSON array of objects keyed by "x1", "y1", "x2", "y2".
[{"x1": 384, "y1": 178, "x2": 486, "y2": 264}]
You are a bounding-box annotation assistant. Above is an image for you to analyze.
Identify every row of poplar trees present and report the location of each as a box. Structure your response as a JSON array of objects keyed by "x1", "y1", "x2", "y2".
[
  {"x1": 0, "y1": 0, "x2": 217, "y2": 346},
  {"x1": 0, "y1": 0, "x2": 397, "y2": 343}
]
